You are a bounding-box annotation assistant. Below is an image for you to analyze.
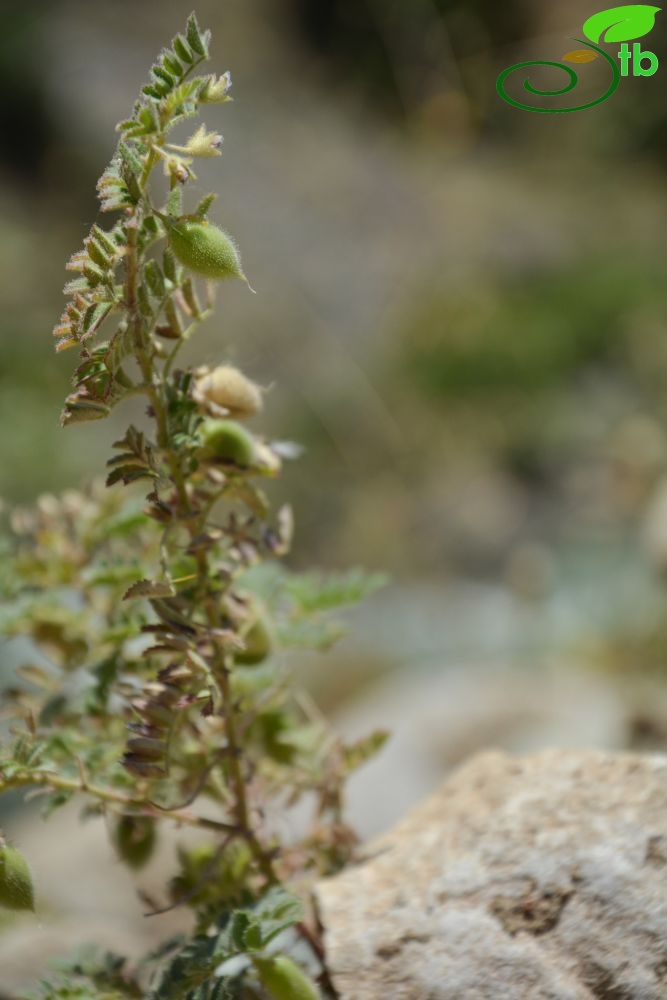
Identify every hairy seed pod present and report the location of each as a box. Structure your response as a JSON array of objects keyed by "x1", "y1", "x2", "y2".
[
  {"x1": 125, "y1": 736, "x2": 167, "y2": 760},
  {"x1": 168, "y1": 220, "x2": 245, "y2": 281},
  {"x1": 124, "y1": 657, "x2": 200, "y2": 780},
  {"x1": 253, "y1": 956, "x2": 321, "y2": 1000},
  {"x1": 236, "y1": 611, "x2": 273, "y2": 665},
  {"x1": 0, "y1": 843, "x2": 35, "y2": 911},
  {"x1": 113, "y1": 815, "x2": 156, "y2": 869},
  {"x1": 121, "y1": 754, "x2": 166, "y2": 779},
  {"x1": 198, "y1": 419, "x2": 257, "y2": 467},
  {"x1": 139, "y1": 682, "x2": 179, "y2": 710},
  {"x1": 194, "y1": 365, "x2": 263, "y2": 419},
  {"x1": 131, "y1": 698, "x2": 173, "y2": 729}
]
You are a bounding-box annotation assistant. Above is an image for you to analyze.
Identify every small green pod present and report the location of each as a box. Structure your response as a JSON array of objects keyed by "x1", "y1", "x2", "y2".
[
  {"x1": 198, "y1": 419, "x2": 257, "y2": 467},
  {"x1": 0, "y1": 844, "x2": 35, "y2": 911},
  {"x1": 236, "y1": 612, "x2": 273, "y2": 665},
  {"x1": 168, "y1": 220, "x2": 245, "y2": 281},
  {"x1": 113, "y1": 815, "x2": 157, "y2": 870},
  {"x1": 254, "y1": 956, "x2": 321, "y2": 1000}
]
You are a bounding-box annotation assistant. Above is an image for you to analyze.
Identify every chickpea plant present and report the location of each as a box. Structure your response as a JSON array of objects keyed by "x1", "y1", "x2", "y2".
[{"x1": 0, "y1": 15, "x2": 386, "y2": 999}]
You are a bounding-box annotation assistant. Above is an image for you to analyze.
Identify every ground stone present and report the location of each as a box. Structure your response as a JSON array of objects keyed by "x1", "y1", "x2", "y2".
[{"x1": 315, "y1": 749, "x2": 667, "y2": 1000}]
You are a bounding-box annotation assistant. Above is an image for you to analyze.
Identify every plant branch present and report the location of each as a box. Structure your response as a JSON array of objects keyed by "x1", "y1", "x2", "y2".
[{"x1": 2, "y1": 770, "x2": 237, "y2": 835}]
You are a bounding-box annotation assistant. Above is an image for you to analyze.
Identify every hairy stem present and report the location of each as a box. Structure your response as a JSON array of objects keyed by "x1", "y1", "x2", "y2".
[
  {"x1": 1, "y1": 771, "x2": 237, "y2": 835},
  {"x1": 128, "y1": 152, "x2": 276, "y2": 888}
]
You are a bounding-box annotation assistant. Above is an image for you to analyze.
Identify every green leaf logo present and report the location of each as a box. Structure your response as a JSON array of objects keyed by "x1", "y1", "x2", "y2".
[{"x1": 583, "y1": 5, "x2": 661, "y2": 43}]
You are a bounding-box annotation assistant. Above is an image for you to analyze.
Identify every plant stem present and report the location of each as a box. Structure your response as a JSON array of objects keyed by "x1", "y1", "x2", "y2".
[
  {"x1": 1, "y1": 771, "x2": 237, "y2": 835},
  {"x1": 202, "y1": 567, "x2": 280, "y2": 886},
  {"x1": 124, "y1": 185, "x2": 190, "y2": 514},
  {"x1": 126, "y1": 140, "x2": 278, "y2": 888}
]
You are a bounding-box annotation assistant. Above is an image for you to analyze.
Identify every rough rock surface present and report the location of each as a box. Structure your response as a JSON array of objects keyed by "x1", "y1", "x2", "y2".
[{"x1": 315, "y1": 749, "x2": 667, "y2": 1000}]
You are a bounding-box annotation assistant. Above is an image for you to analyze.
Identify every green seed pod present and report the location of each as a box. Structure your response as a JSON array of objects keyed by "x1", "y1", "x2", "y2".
[
  {"x1": 198, "y1": 419, "x2": 257, "y2": 467},
  {"x1": 0, "y1": 843, "x2": 35, "y2": 911},
  {"x1": 168, "y1": 220, "x2": 246, "y2": 282},
  {"x1": 254, "y1": 956, "x2": 321, "y2": 1000},
  {"x1": 113, "y1": 815, "x2": 157, "y2": 870},
  {"x1": 194, "y1": 365, "x2": 263, "y2": 419},
  {"x1": 236, "y1": 611, "x2": 273, "y2": 665}
]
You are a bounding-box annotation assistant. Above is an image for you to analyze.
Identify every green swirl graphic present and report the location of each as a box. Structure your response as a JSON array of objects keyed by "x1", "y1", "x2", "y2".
[{"x1": 496, "y1": 38, "x2": 621, "y2": 112}]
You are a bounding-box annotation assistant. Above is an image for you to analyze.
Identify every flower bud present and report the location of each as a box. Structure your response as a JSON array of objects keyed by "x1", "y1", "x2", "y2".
[
  {"x1": 199, "y1": 71, "x2": 233, "y2": 103},
  {"x1": 113, "y1": 815, "x2": 156, "y2": 870},
  {"x1": 166, "y1": 158, "x2": 190, "y2": 185},
  {"x1": 168, "y1": 220, "x2": 246, "y2": 282},
  {"x1": 198, "y1": 419, "x2": 257, "y2": 467},
  {"x1": 253, "y1": 956, "x2": 321, "y2": 1000},
  {"x1": 168, "y1": 124, "x2": 223, "y2": 158},
  {"x1": 193, "y1": 365, "x2": 263, "y2": 419},
  {"x1": 0, "y1": 843, "x2": 35, "y2": 912}
]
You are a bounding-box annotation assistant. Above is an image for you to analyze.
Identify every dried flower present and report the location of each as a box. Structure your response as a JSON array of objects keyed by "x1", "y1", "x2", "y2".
[{"x1": 193, "y1": 365, "x2": 263, "y2": 419}]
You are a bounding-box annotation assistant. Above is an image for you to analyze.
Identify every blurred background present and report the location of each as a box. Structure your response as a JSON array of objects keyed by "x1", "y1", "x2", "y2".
[{"x1": 4, "y1": 0, "x2": 667, "y2": 987}]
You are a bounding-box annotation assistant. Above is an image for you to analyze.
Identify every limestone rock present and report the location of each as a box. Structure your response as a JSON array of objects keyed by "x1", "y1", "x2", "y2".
[{"x1": 315, "y1": 749, "x2": 667, "y2": 999}]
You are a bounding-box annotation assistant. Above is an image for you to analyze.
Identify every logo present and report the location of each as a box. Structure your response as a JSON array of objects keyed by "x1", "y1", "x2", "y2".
[{"x1": 497, "y1": 4, "x2": 661, "y2": 113}]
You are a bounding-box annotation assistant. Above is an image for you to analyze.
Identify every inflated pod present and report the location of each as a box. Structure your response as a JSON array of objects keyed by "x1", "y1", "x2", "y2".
[
  {"x1": 167, "y1": 219, "x2": 246, "y2": 282},
  {"x1": 236, "y1": 611, "x2": 273, "y2": 665},
  {"x1": 253, "y1": 955, "x2": 322, "y2": 1000},
  {"x1": 198, "y1": 418, "x2": 257, "y2": 467},
  {"x1": 113, "y1": 814, "x2": 157, "y2": 870},
  {"x1": 0, "y1": 843, "x2": 35, "y2": 911}
]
